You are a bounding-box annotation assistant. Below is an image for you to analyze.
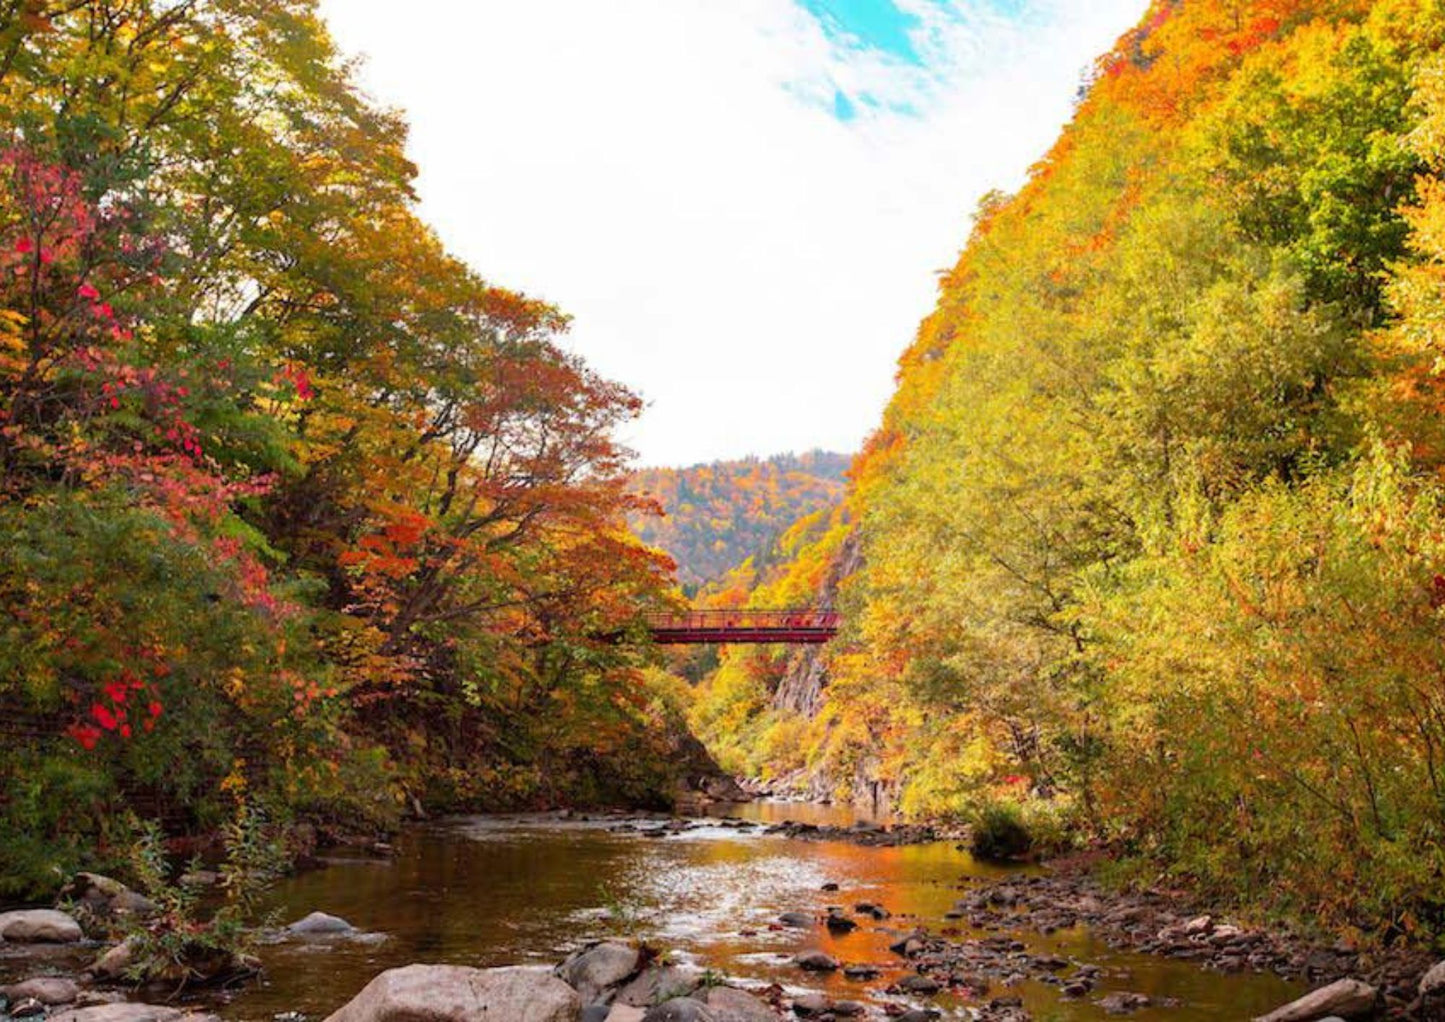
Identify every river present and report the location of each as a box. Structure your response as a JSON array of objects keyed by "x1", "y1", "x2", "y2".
[{"x1": 219, "y1": 801, "x2": 1302, "y2": 1021}]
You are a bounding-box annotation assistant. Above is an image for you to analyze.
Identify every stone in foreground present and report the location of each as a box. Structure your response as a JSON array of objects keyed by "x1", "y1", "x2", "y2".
[
  {"x1": 703, "y1": 987, "x2": 779, "y2": 1022},
  {"x1": 557, "y1": 942, "x2": 642, "y2": 1003},
  {"x1": 641, "y1": 999, "x2": 715, "y2": 1022},
  {"x1": 0, "y1": 909, "x2": 83, "y2": 943},
  {"x1": 49, "y1": 1006, "x2": 218, "y2": 1022},
  {"x1": 4, "y1": 977, "x2": 81, "y2": 1005},
  {"x1": 613, "y1": 965, "x2": 703, "y2": 1007},
  {"x1": 1421, "y1": 960, "x2": 1445, "y2": 1000},
  {"x1": 324, "y1": 964, "x2": 581, "y2": 1022},
  {"x1": 1254, "y1": 978, "x2": 1378, "y2": 1022}
]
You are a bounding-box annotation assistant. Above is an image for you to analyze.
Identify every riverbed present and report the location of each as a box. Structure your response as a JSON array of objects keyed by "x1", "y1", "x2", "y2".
[{"x1": 220, "y1": 801, "x2": 1302, "y2": 1021}]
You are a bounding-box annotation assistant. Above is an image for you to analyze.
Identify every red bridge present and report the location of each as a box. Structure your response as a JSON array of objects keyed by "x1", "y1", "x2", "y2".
[{"x1": 646, "y1": 608, "x2": 839, "y2": 645}]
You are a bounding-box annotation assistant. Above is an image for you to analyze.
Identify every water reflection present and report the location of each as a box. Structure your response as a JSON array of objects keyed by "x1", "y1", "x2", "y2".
[{"x1": 219, "y1": 805, "x2": 1299, "y2": 1021}]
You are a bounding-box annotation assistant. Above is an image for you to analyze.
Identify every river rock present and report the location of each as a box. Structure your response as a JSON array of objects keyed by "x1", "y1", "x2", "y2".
[
  {"x1": 789, "y1": 994, "x2": 831, "y2": 1018},
  {"x1": 287, "y1": 912, "x2": 355, "y2": 936},
  {"x1": 1097, "y1": 992, "x2": 1151, "y2": 1015},
  {"x1": 895, "y1": 974, "x2": 939, "y2": 995},
  {"x1": 62, "y1": 873, "x2": 157, "y2": 920},
  {"x1": 613, "y1": 965, "x2": 703, "y2": 1007},
  {"x1": 642, "y1": 999, "x2": 715, "y2": 1022},
  {"x1": 1420, "y1": 960, "x2": 1445, "y2": 1000},
  {"x1": 323, "y1": 964, "x2": 581, "y2": 1022},
  {"x1": 703, "y1": 987, "x2": 779, "y2": 1022},
  {"x1": 1254, "y1": 978, "x2": 1378, "y2": 1021},
  {"x1": 88, "y1": 938, "x2": 136, "y2": 980},
  {"x1": 558, "y1": 942, "x2": 642, "y2": 1002},
  {"x1": 777, "y1": 912, "x2": 812, "y2": 929},
  {"x1": 4, "y1": 978, "x2": 81, "y2": 1005},
  {"x1": 793, "y1": 951, "x2": 838, "y2": 973},
  {"x1": 74, "y1": 992, "x2": 128, "y2": 1009},
  {"x1": 0, "y1": 909, "x2": 84, "y2": 943},
  {"x1": 605, "y1": 1008, "x2": 646, "y2": 1022},
  {"x1": 50, "y1": 1006, "x2": 218, "y2": 1022}
]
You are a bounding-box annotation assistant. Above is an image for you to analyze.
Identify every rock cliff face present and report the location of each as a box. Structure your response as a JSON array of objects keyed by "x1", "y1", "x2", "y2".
[
  {"x1": 771, "y1": 530, "x2": 861, "y2": 720},
  {"x1": 762, "y1": 529, "x2": 904, "y2": 814}
]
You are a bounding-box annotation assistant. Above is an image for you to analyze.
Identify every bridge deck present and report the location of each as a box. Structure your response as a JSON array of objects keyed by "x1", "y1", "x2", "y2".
[{"x1": 646, "y1": 609, "x2": 838, "y2": 645}]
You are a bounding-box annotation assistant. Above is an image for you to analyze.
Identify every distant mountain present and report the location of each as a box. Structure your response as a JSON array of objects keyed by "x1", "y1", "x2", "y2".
[{"x1": 628, "y1": 451, "x2": 850, "y2": 588}]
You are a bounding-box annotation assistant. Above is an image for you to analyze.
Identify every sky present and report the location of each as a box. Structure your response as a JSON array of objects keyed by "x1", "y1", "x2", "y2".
[{"x1": 317, "y1": 0, "x2": 1145, "y2": 467}]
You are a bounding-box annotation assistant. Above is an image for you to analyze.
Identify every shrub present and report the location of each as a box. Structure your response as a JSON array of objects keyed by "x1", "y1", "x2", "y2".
[{"x1": 969, "y1": 800, "x2": 1033, "y2": 861}]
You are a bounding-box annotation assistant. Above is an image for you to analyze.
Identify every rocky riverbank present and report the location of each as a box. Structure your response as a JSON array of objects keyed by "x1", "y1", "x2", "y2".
[
  {"x1": 579, "y1": 809, "x2": 948, "y2": 848},
  {"x1": 8, "y1": 819, "x2": 1445, "y2": 1022},
  {"x1": 880, "y1": 865, "x2": 1445, "y2": 1021}
]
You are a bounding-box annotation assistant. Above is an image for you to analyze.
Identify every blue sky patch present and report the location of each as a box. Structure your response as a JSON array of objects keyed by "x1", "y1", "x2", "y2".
[
  {"x1": 791, "y1": 0, "x2": 1051, "y2": 126},
  {"x1": 790, "y1": 1, "x2": 1045, "y2": 124},
  {"x1": 796, "y1": 0, "x2": 928, "y2": 66}
]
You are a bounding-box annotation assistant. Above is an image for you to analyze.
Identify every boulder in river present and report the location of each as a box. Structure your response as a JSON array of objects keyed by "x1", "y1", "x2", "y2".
[
  {"x1": 324, "y1": 964, "x2": 580, "y2": 1022},
  {"x1": 793, "y1": 951, "x2": 838, "y2": 972},
  {"x1": 1254, "y1": 978, "x2": 1378, "y2": 1021},
  {"x1": 853, "y1": 902, "x2": 889, "y2": 920},
  {"x1": 641, "y1": 999, "x2": 716, "y2": 1022},
  {"x1": 61, "y1": 873, "x2": 157, "y2": 920},
  {"x1": 702, "y1": 987, "x2": 779, "y2": 1022},
  {"x1": 88, "y1": 938, "x2": 136, "y2": 980},
  {"x1": 49, "y1": 1006, "x2": 218, "y2": 1022},
  {"x1": 557, "y1": 941, "x2": 642, "y2": 1003},
  {"x1": 894, "y1": 974, "x2": 940, "y2": 995},
  {"x1": 286, "y1": 912, "x2": 355, "y2": 936},
  {"x1": 1096, "y1": 992, "x2": 1151, "y2": 1015},
  {"x1": 614, "y1": 964, "x2": 703, "y2": 1007},
  {"x1": 789, "y1": 994, "x2": 832, "y2": 1018},
  {"x1": 0, "y1": 909, "x2": 84, "y2": 943},
  {"x1": 4, "y1": 977, "x2": 81, "y2": 1005}
]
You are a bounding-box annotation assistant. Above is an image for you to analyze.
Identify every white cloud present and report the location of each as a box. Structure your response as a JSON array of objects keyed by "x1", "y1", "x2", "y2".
[{"x1": 316, "y1": 0, "x2": 1144, "y2": 466}]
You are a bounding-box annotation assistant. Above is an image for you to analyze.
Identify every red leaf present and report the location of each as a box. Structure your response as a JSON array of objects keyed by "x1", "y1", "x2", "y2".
[{"x1": 66, "y1": 723, "x2": 101, "y2": 750}]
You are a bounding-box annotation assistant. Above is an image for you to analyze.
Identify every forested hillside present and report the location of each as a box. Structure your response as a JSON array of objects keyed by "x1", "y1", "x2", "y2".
[
  {"x1": 629, "y1": 451, "x2": 848, "y2": 587},
  {"x1": 0, "y1": 1, "x2": 685, "y2": 897},
  {"x1": 691, "y1": 0, "x2": 1445, "y2": 937}
]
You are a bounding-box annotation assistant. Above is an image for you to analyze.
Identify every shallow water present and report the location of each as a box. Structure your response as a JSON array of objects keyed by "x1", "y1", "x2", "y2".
[{"x1": 217, "y1": 801, "x2": 1303, "y2": 1021}]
